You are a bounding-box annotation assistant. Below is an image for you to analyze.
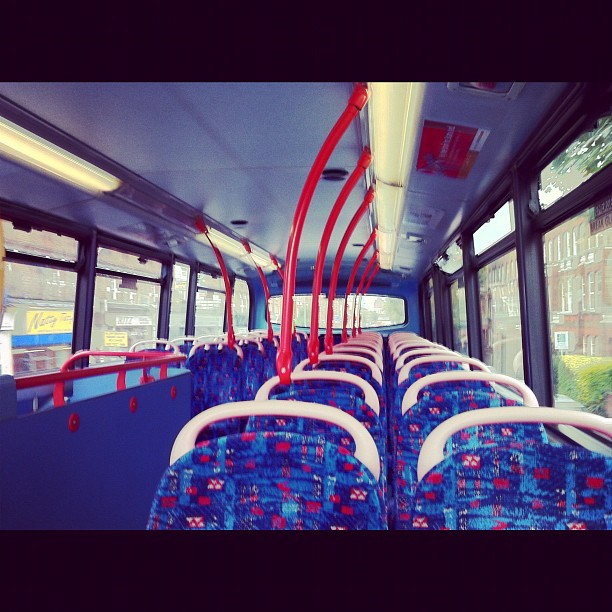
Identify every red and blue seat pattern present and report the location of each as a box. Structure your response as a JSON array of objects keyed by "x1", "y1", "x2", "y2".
[
  {"x1": 391, "y1": 383, "x2": 548, "y2": 528},
  {"x1": 186, "y1": 344, "x2": 244, "y2": 439},
  {"x1": 147, "y1": 430, "x2": 387, "y2": 530},
  {"x1": 406, "y1": 440, "x2": 612, "y2": 530}
]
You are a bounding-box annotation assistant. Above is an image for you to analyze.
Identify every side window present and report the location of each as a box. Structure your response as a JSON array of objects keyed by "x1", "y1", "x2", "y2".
[
  {"x1": 544, "y1": 204, "x2": 611, "y2": 416},
  {"x1": 1, "y1": 220, "x2": 78, "y2": 376},
  {"x1": 169, "y1": 262, "x2": 190, "y2": 340},
  {"x1": 232, "y1": 278, "x2": 250, "y2": 334},
  {"x1": 92, "y1": 247, "x2": 162, "y2": 354},
  {"x1": 478, "y1": 249, "x2": 523, "y2": 379},
  {"x1": 194, "y1": 272, "x2": 226, "y2": 338}
]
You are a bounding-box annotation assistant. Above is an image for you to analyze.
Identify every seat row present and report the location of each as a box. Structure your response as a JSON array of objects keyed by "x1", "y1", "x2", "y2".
[{"x1": 146, "y1": 330, "x2": 612, "y2": 530}]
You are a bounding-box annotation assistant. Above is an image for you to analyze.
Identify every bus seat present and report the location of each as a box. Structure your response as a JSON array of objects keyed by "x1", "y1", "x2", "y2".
[
  {"x1": 405, "y1": 408, "x2": 612, "y2": 530},
  {"x1": 251, "y1": 371, "x2": 387, "y2": 499},
  {"x1": 186, "y1": 343, "x2": 244, "y2": 439},
  {"x1": 390, "y1": 372, "x2": 545, "y2": 528},
  {"x1": 146, "y1": 400, "x2": 387, "y2": 530}
]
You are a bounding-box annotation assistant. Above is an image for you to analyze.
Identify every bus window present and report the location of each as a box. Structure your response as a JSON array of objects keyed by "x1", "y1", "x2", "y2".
[
  {"x1": 268, "y1": 294, "x2": 406, "y2": 329},
  {"x1": 473, "y1": 200, "x2": 515, "y2": 256},
  {"x1": 478, "y1": 249, "x2": 523, "y2": 379},
  {"x1": 545, "y1": 205, "x2": 612, "y2": 416},
  {"x1": 1, "y1": 221, "x2": 78, "y2": 376},
  {"x1": 92, "y1": 247, "x2": 162, "y2": 355},
  {"x1": 194, "y1": 272, "x2": 225, "y2": 338},
  {"x1": 232, "y1": 278, "x2": 250, "y2": 334},
  {"x1": 169, "y1": 262, "x2": 190, "y2": 339},
  {"x1": 450, "y1": 275, "x2": 468, "y2": 354},
  {"x1": 539, "y1": 114, "x2": 611, "y2": 210}
]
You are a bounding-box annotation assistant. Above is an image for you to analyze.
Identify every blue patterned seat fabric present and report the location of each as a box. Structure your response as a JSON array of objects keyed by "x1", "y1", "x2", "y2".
[
  {"x1": 186, "y1": 345, "x2": 244, "y2": 439},
  {"x1": 241, "y1": 342, "x2": 267, "y2": 401},
  {"x1": 391, "y1": 383, "x2": 548, "y2": 528},
  {"x1": 260, "y1": 338, "x2": 278, "y2": 380},
  {"x1": 245, "y1": 378, "x2": 388, "y2": 506},
  {"x1": 292, "y1": 334, "x2": 308, "y2": 368},
  {"x1": 147, "y1": 430, "x2": 387, "y2": 530},
  {"x1": 304, "y1": 359, "x2": 387, "y2": 441},
  {"x1": 405, "y1": 441, "x2": 612, "y2": 530}
]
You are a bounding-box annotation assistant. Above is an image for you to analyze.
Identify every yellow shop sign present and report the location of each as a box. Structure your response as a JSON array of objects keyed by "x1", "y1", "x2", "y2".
[{"x1": 26, "y1": 310, "x2": 74, "y2": 334}]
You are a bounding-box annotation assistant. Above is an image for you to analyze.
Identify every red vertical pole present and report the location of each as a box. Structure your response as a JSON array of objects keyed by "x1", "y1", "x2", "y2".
[
  {"x1": 243, "y1": 241, "x2": 274, "y2": 342},
  {"x1": 324, "y1": 187, "x2": 375, "y2": 353},
  {"x1": 195, "y1": 219, "x2": 236, "y2": 350},
  {"x1": 352, "y1": 250, "x2": 378, "y2": 337},
  {"x1": 358, "y1": 263, "x2": 380, "y2": 334},
  {"x1": 307, "y1": 148, "x2": 372, "y2": 364},
  {"x1": 342, "y1": 229, "x2": 377, "y2": 343},
  {"x1": 276, "y1": 83, "x2": 369, "y2": 384}
]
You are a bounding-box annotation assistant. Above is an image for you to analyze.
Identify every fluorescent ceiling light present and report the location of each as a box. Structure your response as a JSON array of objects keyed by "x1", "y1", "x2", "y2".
[
  {"x1": 368, "y1": 82, "x2": 425, "y2": 270},
  {"x1": 0, "y1": 115, "x2": 121, "y2": 194},
  {"x1": 196, "y1": 227, "x2": 276, "y2": 270}
]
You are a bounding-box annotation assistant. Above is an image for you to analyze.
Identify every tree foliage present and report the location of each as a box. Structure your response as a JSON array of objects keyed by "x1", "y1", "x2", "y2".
[{"x1": 551, "y1": 114, "x2": 612, "y2": 177}]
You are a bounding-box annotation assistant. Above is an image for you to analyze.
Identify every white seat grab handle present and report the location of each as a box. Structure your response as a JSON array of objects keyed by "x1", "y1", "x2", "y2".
[
  {"x1": 402, "y1": 370, "x2": 539, "y2": 415},
  {"x1": 255, "y1": 371, "x2": 380, "y2": 416},
  {"x1": 397, "y1": 355, "x2": 490, "y2": 385},
  {"x1": 170, "y1": 400, "x2": 381, "y2": 481},
  {"x1": 417, "y1": 407, "x2": 612, "y2": 482},
  {"x1": 294, "y1": 354, "x2": 383, "y2": 386},
  {"x1": 395, "y1": 349, "x2": 459, "y2": 373}
]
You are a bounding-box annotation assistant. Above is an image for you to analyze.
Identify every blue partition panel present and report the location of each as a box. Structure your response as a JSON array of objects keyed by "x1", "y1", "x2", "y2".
[{"x1": 1, "y1": 370, "x2": 192, "y2": 530}]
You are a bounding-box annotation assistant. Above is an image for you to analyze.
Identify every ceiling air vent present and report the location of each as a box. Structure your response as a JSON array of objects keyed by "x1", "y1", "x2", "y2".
[{"x1": 447, "y1": 82, "x2": 525, "y2": 101}]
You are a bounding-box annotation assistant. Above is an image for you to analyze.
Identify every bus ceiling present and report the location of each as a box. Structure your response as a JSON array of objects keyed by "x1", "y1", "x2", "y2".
[{"x1": 0, "y1": 82, "x2": 586, "y2": 282}]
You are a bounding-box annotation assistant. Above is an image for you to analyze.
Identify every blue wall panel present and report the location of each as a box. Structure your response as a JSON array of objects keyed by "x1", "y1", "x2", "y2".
[{"x1": 1, "y1": 370, "x2": 192, "y2": 530}]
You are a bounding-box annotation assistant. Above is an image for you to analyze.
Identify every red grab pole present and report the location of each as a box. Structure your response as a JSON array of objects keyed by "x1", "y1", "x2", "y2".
[
  {"x1": 195, "y1": 218, "x2": 236, "y2": 350},
  {"x1": 358, "y1": 263, "x2": 380, "y2": 334},
  {"x1": 243, "y1": 241, "x2": 274, "y2": 342},
  {"x1": 307, "y1": 147, "x2": 372, "y2": 364},
  {"x1": 352, "y1": 250, "x2": 378, "y2": 337},
  {"x1": 323, "y1": 187, "x2": 375, "y2": 354},
  {"x1": 276, "y1": 83, "x2": 369, "y2": 384},
  {"x1": 341, "y1": 229, "x2": 377, "y2": 343},
  {"x1": 270, "y1": 255, "x2": 284, "y2": 282}
]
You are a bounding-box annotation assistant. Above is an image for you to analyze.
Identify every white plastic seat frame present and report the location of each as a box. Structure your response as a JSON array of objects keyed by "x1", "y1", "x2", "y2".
[
  {"x1": 169, "y1": 399, "x2": 381, "y2": 481},
  {"x1": 295, "y1": 354, "x2": 383, "y2": 387},
  {"x1": 392, "y1": 341, "x2": 449, "y2": 361},
  {"x1": 388, "y1": 333, "x2": 422, "y2": 351},
  {"x1": 345, "y1": 336, "x2": 383, "y2": 350},
  {"x1": 129, "y1": 339, "x2": 181, "y2": 354},
  {"x1": 397, "y1": 355, "x2": 491, "y2": 386},
  {"x1": 394, "y1": 348, "x2": 460, "y2": 373},
  {"x1": 255, "y1": 370, "x2": 380, "y2": 416},
  {"x1": 170, "y1": 336, "x2": 197, "y2": 346},
  {"x1": 417, "y1": 407, "x2": 612, "y2": 482},
  {"x1": 237, "y1": 336, "x2": 265, "y2": 354},
  {"x1": 402, "y1": 370, "x2": 539, "y2": 415},
  {"x1": 188, "y1": 338, "x2": 244, "y2": 360},
  {"x1": 332, "y1": 345, "x2": 384, "y2": 372}
]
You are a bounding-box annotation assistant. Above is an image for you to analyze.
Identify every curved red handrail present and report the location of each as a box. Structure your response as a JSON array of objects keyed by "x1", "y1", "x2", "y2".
[
  {"x1": 270, "y1": 255, "x2": 284, "y2": 282},
  {"x1": 276, "y1": 83, "x2": 369, "y2": 384},
  {"x1": 342, "y1": 229, "x2": 377, "y2": 343},
  {"x1": 307, "y1": 147, "x2": 372, "y2": 364},
  {"x1": 14, "y1": 350, "x2": 186, "y2": 408},
  {"x1": 324, "y1": 187, "x2": 375, "y2": 354},
  {"x1": 195, "y1": 219, "x2": 236, "y2": 350},
  {"x1": 352, "y1": 250, "x2": 378, "y2": 337},
  {"x1": 358, "y1": 263, "x2": 380, "y2": 334},
  {"x1": 243, "y1": 241, "x2": 273, "y2": 342}
]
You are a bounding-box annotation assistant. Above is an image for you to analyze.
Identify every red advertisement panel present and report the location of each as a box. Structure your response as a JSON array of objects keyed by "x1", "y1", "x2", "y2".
[{"x1": 417, "y1": 120, "x2": 489, "y2": 179}]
